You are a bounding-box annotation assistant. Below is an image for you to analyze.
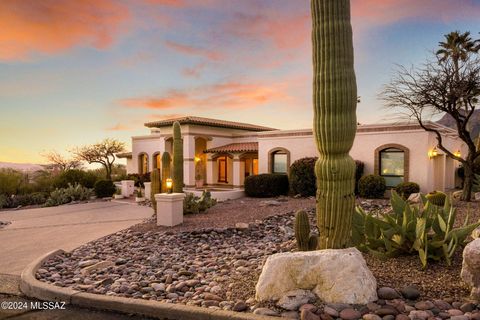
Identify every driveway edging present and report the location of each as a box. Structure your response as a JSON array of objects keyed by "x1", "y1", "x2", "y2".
[{"x1": 20, "y1": 249, "x2": 276, "y2": 320}]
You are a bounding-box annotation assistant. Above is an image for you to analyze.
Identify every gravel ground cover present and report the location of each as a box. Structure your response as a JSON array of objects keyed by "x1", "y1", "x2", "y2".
[{"x1": 37, "y1": 196, "x2": 480, "y2": 319}]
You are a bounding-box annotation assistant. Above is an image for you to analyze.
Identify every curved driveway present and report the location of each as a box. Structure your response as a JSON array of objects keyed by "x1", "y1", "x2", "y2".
[{"x1": 0, "y1": 201, "x2": 152, "y2": 275}]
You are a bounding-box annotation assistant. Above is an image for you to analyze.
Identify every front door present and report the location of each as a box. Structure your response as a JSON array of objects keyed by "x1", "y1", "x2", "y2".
[{"x1": 218, "y1": 156, "x2": 227, "y2": 183}]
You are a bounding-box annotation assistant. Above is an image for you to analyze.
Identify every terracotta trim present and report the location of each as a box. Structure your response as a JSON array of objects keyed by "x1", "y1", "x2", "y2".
[{"x1": 374, "y1": 143, "x2": 410, "y2": 184}]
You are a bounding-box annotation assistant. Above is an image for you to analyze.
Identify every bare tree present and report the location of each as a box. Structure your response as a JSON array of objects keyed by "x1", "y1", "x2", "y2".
[
  {"x1": 72, "y1": 139, "x2": 125, "y2": 180},
  {"x1": 42, "y1": 150, "x2": 82, "y2": 171},
  {"x1": 382, "y1": 51, "x2": 480, "y2": 201}
]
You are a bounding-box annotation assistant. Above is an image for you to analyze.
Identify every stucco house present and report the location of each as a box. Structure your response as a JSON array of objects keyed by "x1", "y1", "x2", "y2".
[{"x1": 118, "y1": 116, "x2": 465, "y2": 193}]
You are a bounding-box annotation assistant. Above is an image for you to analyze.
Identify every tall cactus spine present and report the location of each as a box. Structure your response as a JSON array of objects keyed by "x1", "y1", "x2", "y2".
[
  {"x1": 312, "y1": 0, "x2": 357, "y2": 249},
  {"x1": 172, "y1": 121, "x2": 184, "y2": 193},
  {"x1": 161, "y1": 152, "x2": 171, "y2": 192},
  {"x1": 295, "y1": 210, "x2": 311, "y2": 251},
  {"x1": 151, "y1": 168, "x2": 161, "y2": 213}
]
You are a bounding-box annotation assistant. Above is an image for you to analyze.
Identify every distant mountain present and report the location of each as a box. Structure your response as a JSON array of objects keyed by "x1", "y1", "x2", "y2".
[
  {"x1": 0, "y1": 162, "x2": 45, "y2": 172},
  {"x1": 437, "y1": 109, "x2": 480, "y2": 139}
]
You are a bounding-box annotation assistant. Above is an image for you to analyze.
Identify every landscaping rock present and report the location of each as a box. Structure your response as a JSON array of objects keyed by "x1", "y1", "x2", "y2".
[
  {"x1": 400, "y1": 286, "x2": 420, "y2": 300},
  {"x1": 377, "y1": 287, "x2": 401, "y2": 300},
  {"x1": 301, "y1": 309, "x2": 320, "y2": 320},
  {"x1": 277, "y1": 289, "x2": 316, "y2": 311},
  {"x1": 80, "y1": 260, "x2": 114, "y2": 275},
  {"x1": 407, "y1": 193, "x2": 421, "y2": 203},
  {"x1": 255, "y1": 248, "x2": 377, "y2": 304},
  {"x1": 254, "y1": 308, "x2": 279, "y2": 316},
  {"x1": 339, "y1": 308, "x2": 361, "y2": 320},
  {"x1": 461, "y1": 238, "x2": 480, "y2": 300},
  {"x1": 363, "y1": 314, "x2": 381, "y2": 320},
  {"x1": 282, "y1": 311, "x2": 300, "y2": 319},
  {"x1": 232, "y1": 301, "x2": 248, "y2": 312},
  {"x1": 414, "y1": 301, "x2": 434, "y2": 310}
]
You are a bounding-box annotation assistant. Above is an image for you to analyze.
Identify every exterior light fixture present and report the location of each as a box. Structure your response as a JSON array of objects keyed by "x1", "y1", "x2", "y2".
[
  {"x1": 194, "y1": 156, "x2": 201, "y2": 162},
  {"x1": 166, "y1": 178, "x2": 173, "y2": 193},
  {"x1": 428, "y1": 147, "x2": 438, "y2": 159},
  {"x1": 454, "y1": 150, "x2": 461, "y2": 158}
]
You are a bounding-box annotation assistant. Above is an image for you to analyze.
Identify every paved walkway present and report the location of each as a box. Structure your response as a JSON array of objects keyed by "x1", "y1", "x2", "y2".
[{"x1": 0, "y1": 201, "x2": 152, "y2": 275}]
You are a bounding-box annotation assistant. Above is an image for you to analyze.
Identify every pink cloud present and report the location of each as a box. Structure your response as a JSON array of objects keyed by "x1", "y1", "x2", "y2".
[
  {"x1": 165, "y1": 40, "x2": 223, "y2": 61},
  {"x1": 0, "y1": 0, "x2": 130, "y2": 61},
  {"x1": 182, "y1": 62, "x2": 207, "y2": 78}
]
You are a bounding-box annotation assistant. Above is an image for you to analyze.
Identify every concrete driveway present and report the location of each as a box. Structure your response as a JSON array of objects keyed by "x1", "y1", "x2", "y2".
[{"x1": 0, "y1": 201, "x2": 152, "y2": 275}]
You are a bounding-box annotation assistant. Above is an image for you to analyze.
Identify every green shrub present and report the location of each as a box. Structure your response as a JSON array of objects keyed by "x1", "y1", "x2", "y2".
[
  {"x1": 289, "y1": 157, "x2": 316, "y2": 197},
  {"x1": 126, "y1": 173, "x2": 150, "y2": 188},
  {"x1": 183, "y1": 191, "x2": 217, "y2": 214},
  {"x1": 395, "y1": 182, "x2": 420, "y2": 200},
  {"x1": 94, "y1": 180, "x2": 116, "y2": 198},
  {"x1": 244, "y1": 174, "x2": 289, "y2": 197},
  {"x1": 55, "y1": 169, "x2": 97, "y2": 189},
  {"x1": 355, "y1": 160, "x2": 365, "y2": 195},
  {"x1": 358, "y1": 174, "x2": 386, "y2": 199},
  {"x1": 44, "y1": 184, "x2": 92, "y2": 207},
  {"x1": 0, "y1": 169, "x2": 26, "y2": 195},
  {"x1": 353, "y1": 191, "x2": 480, "y2": 268}
]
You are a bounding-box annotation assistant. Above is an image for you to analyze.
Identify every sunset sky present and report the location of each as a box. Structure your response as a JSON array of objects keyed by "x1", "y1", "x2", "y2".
[{"x1": 1, "y1": 0, "x2": 479, "y2": 164}]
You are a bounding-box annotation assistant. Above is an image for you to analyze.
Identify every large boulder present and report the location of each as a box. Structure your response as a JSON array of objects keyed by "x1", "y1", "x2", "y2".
[
  {"x1": 255, "y1": 248, "x2": 377, "y2": 304},
  {"x1": 461, "y1": 238, "x2": 480, "y2": 300}
]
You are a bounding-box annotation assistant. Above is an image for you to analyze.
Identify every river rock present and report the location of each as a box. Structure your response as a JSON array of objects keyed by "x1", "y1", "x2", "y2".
[
  {"x1": 277, "y1": 289, "x2": 316, "y2": 311},
  {"x1": 255, "y1": 248, "x2": 377, "y2": 304},
  {"x1": 80, "y1": 261, "x2": 114, "y2": 275}
]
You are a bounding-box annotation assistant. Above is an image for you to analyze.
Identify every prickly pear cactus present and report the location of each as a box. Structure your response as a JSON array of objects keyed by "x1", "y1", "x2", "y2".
[
  {"x1": 172, "y1": 121, "x2": 184, "y2": 193},
  {"x1": 151, "y1": 168, "x2": 161, "y2": 213},
  {"x1": 312, "y1": 0, "x2": 357, "y2": 249},
  {"x1": 161, "y1": 152, "x2": 171, "y2": 192}
]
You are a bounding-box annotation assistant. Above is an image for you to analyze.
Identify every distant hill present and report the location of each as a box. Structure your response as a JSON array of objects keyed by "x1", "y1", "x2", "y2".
[
  {"x1": 0, "y1": 162, "x2": 45, "y2": 172},
  {"x1": 437, "y1": 109, "x2": 480, "y2": 139}
]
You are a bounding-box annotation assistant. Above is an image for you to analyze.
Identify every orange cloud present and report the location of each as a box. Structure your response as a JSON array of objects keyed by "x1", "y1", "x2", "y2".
[
  {"x1": 0, "y1": 0, "x2": 130, "y2": 61},
  {"x1": 107, "y1": 124, "x2": 132, "y2": 131},
  {"x1": 144, "y1": 0, "x2": 186, "y2": 6},
  {"x1": 165, "y1": 40, "x2": 223, "y2": 61},
  {"x1": 120, "y1": 81, "x2": 290, "y2": 111}
]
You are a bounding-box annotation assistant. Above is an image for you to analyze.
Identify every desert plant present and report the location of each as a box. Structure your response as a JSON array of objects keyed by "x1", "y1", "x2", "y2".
[
  {"x1": 0, "y1": 168, "x2": 26, "y2": 195},
  {"x1": 289, "y1": 157, "x2": 316, "y2": 197},
  {"x1": 161, "y1": 152, "x2": 171, "y2": 191},
  {"x1": 426, "y1": 191, "x2": 447, "y2": 206},
  {"x1": 395, "y1": 182, "x2": 420, "y2": 200},
  {"x1": 54, "y1": 169, "x2": 97, "y2": 189},
  {"x1": 244, "y1": 174, "x2": 289, "y2": 198},
  {"x1": 312, "y1": 0, "x2": 357, "y2": 249},
  {"x1": 151, "y1": 168, "x2": 161, "y2": 213},
  {"x1": 126, "y1": 172, "x2": 150, "y2": 188},
  {"x1": 358, "y1": 175, "x2": 386, "y2": 199},
  {"x1": 355, "y1": 160, "x2": 365, "y2": 195},
  {"x1": 294, "y1": 210, "x2": 318, "y2": 251},
  {"x1": 44, "y1": 184, "x2": 92, "y2": 207},
  {"x1": 94, "y1": 180, "x2": 116, "y2": 198},
  {"x1": 352, "y1": 190, "x2": 480, "y2": 268},
  {"x1": 172, "y1": 121, "x2": 184, "y2": 193},
  {"x1": 183, "y1": 191, "x2": 217, "y2": 214}
]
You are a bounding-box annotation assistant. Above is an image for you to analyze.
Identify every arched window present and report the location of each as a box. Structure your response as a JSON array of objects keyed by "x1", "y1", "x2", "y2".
[
  {"x1": 153, "y1": 153, "x2": 161, "y2": 170},
  {"x1": 138, "y1": 153, "x2": 149, "y2": 174},
  {"x1": 379, "y1": 147, "x2": 405, "y2": 187},
  {"x1": 269, "y1": 148, "x2": 290, "y2": 174}
]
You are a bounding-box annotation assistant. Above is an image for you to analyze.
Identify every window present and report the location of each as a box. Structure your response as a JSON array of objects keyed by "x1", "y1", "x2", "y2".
[
  {"x1": 138, "y1": 153, "x2": 148, "y2": 174},
  {"x1": 380, "y1": 148, "x2": 404, "y2": 187},
  {"x1": 272, "y1": 151, "x2": 288, "y2": 174},
  {"x1": 218, "y1": 156, "x2": 227, "y2": 183},
  {"x1": 153, "y1": 153, "x2": 161, "y2": 169}
]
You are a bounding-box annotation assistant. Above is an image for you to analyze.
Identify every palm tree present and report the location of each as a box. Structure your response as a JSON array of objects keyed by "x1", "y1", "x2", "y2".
[{"x1": 436, "y1": 31, "x2": 480, "y2": 79}]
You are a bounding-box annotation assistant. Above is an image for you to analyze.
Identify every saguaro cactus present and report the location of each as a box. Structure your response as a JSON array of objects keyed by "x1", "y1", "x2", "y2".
[
  {"x1": 161, "y1": 151, "x2": 171, "y2": 192},
  {"x1": 312, "y1": 0, "x2": 357, "y2": 249},
  {"x1": 294, "y1": 210, "x2": 318, "y2": 251},
  {"x1": 151, "y1": 168, "x2": 161, "y2": 213},
  {"x1": 172, "y1": 121, "x2": 184, "y2": 193}
]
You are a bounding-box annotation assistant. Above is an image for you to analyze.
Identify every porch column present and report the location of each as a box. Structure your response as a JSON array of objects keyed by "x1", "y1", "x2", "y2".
[
  {"x1": 184, "y1": 135, "x2": 196, "y2": 188},
  {"x1": 206, "y1": 154, "x2": 215, "y2": 185},
  {"x1": 233, "y1": 154, "x2": 242, "y2": 189}
]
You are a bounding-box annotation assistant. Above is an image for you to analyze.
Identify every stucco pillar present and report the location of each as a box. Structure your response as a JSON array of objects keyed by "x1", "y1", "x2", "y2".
[
  {"x1": 155, "y1": 193, "x2": 185, "y2": 227},
  {"x1": 183, "y1": 135, "x2": 196, "y2": 188},
  {"x1": 206, "y1": 154, "x2": 215, "y2": 185},
  {"x1": 233, "y1": 154, "x2": 242, "y2": 188}
]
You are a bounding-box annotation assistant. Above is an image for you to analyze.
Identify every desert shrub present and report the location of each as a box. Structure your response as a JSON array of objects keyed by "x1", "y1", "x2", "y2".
[
  {"x1": 395, "y1": 182, "x2": 420, "y2": 200},
  {"x1": 183, "y1": 191, "x2": 217, "y2": 214},
  {"x1": 44, "y1": 184, "x2": 92, "y2": 207},
  {"x1": 8, "y1": 193, "x2": 47, "y2": 208},
  {"x1": 358, "y1": 174, "x2": 386, "y2": 199},
  {"x1": 31, "y1": 170, "x2": 58, "y2": 193},
  {"x1": 244, "y1": 174, "x2": 289, "y2": 198},
  {"x1": 353, "y1": 191, "x2": 480, "y2": 268},
  {"x1": 91, "y1": 164, "x2": 127, "y2": 181},
  {"x1": 127, "y1": 173, "x2": 150, "y2": 187},
  {"x1": 354, "y1": 160, "x2": 365, "y2": 195},
  {"x1": 54, "y1": 169, "x2": 97, "y2": 189},
  {"x1": 289, "y1": 157, "x2": 316, "y2": 197},
  {"x1": 94, "y1": 180, "x2": 116, "y2": 198},
  {"x1": 0, "y1": 169, "x2": 26, "y2": 195}
]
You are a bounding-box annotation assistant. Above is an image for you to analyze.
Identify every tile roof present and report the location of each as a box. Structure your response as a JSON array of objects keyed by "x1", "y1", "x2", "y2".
[
  {"x1": 144, "y1": 116, "x2": 276, "y2": 132},
  {"x1": 116, "y1": 152, "x2": 132, "y2": 158},
  {"x1": 204, "y1": 142, "x2": 258, "y2": 153}
]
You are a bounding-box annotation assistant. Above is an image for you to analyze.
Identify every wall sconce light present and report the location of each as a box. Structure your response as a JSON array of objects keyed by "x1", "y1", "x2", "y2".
[
  {"x1": 194, "y1": 156, "x2": 201, "y2": 163},
  {"x1": 166, "y1": 178, "x2": 173, "y2": 193},
  {"x1": 454, "y1": 150, "x2": 461, "y2": 158},
  {"x1": 428, "y1": 147, "x2": 438, "y2": 159}
]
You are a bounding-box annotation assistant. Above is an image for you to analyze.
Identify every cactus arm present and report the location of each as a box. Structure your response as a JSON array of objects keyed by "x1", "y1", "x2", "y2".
[
  {"x1": 172, "y1": 121, "x2": 184, "y2": 193},
  {"x1": 150, "y1": 168, "x2": 161, "y2": 214},
  {"x1": 312, "y1": 0, "x2": 357, "y2": 249},
  {"x1": 161, "y1": 152, "x2": 171, "y2": 192}
]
